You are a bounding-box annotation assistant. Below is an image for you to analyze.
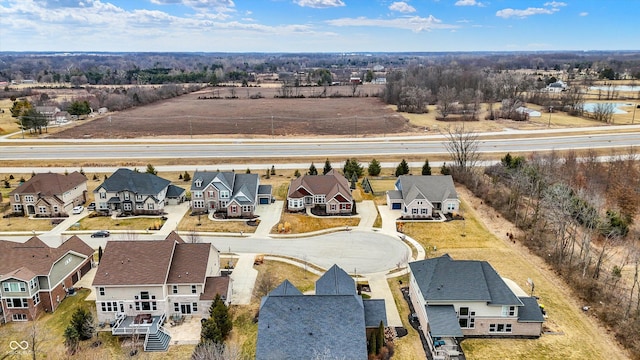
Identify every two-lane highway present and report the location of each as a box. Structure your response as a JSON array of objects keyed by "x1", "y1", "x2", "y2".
[{"x1": 2, "y1": 132, "x2": 640, "y2": 160}]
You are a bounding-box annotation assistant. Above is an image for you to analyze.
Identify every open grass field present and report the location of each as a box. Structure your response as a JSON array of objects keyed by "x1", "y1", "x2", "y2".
[
  {"x1": 0, "y1": 98, "x2": 20, "y2": 135},
  {"x1": 47, "y1": 85, "x2": 419, "y2": 139},
  {"x1": 270, "y1": 211, "x2": 360, "y2": 234},
  {"x1": 178, "y1": 213, "x2": 256, "y2": 234},
  {"x1": 74, "y1": 216, "x2": 165, "y2": 231},
  {"x1": 399, "y1": 192, "x2": 630, "y2": 360}
]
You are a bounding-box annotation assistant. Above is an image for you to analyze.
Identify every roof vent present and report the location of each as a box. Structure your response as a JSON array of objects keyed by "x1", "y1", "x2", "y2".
[{"x1": 186, "y1": 272, "x2": 189, "y2": 275}]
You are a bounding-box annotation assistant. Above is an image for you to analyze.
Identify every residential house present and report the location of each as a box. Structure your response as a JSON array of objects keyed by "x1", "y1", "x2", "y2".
[
  {"x1": 190, "y1": 171, "x2": 272, "y2": 218},
  {"x1": 287, "y1": 170, "x2": 353, "y2": 215},
  {"x1": 34, "y1": 106, "x2": 60, "y2": 122},
  {"x1": 0, "y1": 236, "x2": 94, "y2": 323},
  {"x1": 94, "y1": 168, "x2": 185, "y2": 216},
  {"x1": 92, "y1": 232, "x2": 231, "y2": 352},
  {"x1": 544, "y1": 80, "x2": 567, "y2": 93},
  {"x1": 409, "y1": 255, "x2": 544, "y2": 359},
  {"x1": 387, "y1": 175, "x2": 459, "y2": 219},
  {"x1": 10, "y1": 171, "x2": 87, "y2": 217},
  {"x1": 54, "y1": 111, "x2": 71, "y2": 124},
  {"x1": 256, "y1": 265, "x2": 387, "y2": 360}
]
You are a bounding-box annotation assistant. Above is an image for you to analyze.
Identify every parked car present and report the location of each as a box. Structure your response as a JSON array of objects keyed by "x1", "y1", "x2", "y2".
[
  {"x1": 87, "y1": 202, "x2": 96, "y2": 211},
  {"x1": 72, "y1": 206, "x2": 84, "y2": 214},
  {"x1": 91, "y1": 230, "x2": 110, "y2": 238}
]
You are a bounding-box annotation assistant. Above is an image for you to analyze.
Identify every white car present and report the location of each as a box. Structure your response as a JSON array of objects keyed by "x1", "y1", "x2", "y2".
[{"x1": 72, "y1": 206, "x2": 84, "y2": 214}]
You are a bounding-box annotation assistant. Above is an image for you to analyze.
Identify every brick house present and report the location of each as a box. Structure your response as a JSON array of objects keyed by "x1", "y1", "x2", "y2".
[
  {"x1": 286, "y1": 170, "x2": 353, "y2": 214},
  {"x1": 0, "y1": 236, "x2": 94, "y2": 323}
]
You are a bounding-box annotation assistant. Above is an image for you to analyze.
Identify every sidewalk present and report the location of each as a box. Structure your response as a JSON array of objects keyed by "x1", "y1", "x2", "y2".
[
  {"x1": 367, "y1": 272, "x2": 403, "y2": 327},
  {"x1": 229, "y1": 253, "x2": 259, "y2": 305}
]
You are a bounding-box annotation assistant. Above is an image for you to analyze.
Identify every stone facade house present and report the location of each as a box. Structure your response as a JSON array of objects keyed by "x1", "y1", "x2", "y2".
[
  {"x1": 94, "y1": 168, "x2": 185, "y2": 216},
  {"x1": 10, "y1": 171, "x2": 87, "y2": 217},
  {"x1": 286, "y1": 170, "x2": 353, "y2": 215}
]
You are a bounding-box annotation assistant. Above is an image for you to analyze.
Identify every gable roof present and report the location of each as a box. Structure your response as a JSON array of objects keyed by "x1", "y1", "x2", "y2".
[
  {"x1": 517, "y1": 297, "x2": 545, "y2": 322},
  {"x1": 96, "y1": 168, "x2": 171, "y2": 195},
  {"x1": 230, "y1": 173, "x2": 259, "y2": 206},
  {"x1": 166, "y1": 243, "x2": 212, "y2": 284},
  {"x1": 92, "y1": 237, "x2": 176, "y2": 286},
  {"x1": 396, "y1": 175, "x2": 458, "y2": 204},
  {"x1": 0, "y1": 236, "x2": 93, "y2": 280},
  {"x1": 287, "y1": 170, "x2": 351, "y2": 202},
  {"x1": 200, "y1": 276, "x2": 231, "y2": 301},
  {"x1": 256, "y1": 294, "x2": 367, "y2": 360},
  {"x1": 166, "y1": 184, "x2": 186, "y2": 198},
  {"x1": 191, "y1": 171, "x2": 260, "y2": 206},
  {"x1": 425, "y1": 305, "x2": 464, "y2": 337},
  {"x1": 10, "y1": 172, "x2": 87, "y2": 197},
  {"x1": 268, "y1": 279, "x2": 303, "y2": 296},
  {"x1": 315, "y1": 264, "x2": 356, "y2": 295},
  {"x1": 409, "y1": 254, "x2": 522, "y2": 306}
]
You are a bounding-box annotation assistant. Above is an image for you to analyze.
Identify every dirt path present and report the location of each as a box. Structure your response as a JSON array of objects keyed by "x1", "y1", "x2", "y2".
[{"x1": 457, "y1": 186, "x2": 631, "y2": 359}]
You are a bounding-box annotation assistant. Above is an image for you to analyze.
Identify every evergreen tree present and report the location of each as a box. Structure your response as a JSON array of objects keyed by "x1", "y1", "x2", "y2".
[
  {"x1": 68, "y1": 307, "x2": 94, "y2": 341},
  {"x1": 145, "y1": 163, "x2": 157, "y2": 175},
  {"x1": 270, "y1": 165, "x2": 276, "y2": 175},
  {"x1": 294, "y1": 169, "x2": 301, "y2": 178},
  {"x1": 63, "y1": 326, "x2": 80, "y2": 354},
  {"x1": 350, "y1": 173, "x2": 357, "y2": 189},
  {"x1": 183, "y1": 171, "x2": 191, "y2": 182},
  {"x1": 422, "y1": 159, "x2": 432, "y2": 175},
  {"x1": 369, "y1": 331, "x2": 377, "y2": 355},
  {"x1": 308, "y1": 163, "x2": 318, "y2": 175},
  {"x1": 246, "y1": 168, "x2": 251, "y2": 174},
  {"x1": 265, "y1": 168, "x2": 270, "y2": 179},
  {"x1": 179, "y1": 173, "x2": 183, "y2": 180},
  {"x1": 368, "y1": 159, "x2": 381, "y2": 176},
  {"x1": 211, "y1": 294, "x2": 232, "y2": 339},
  {"x1": 395, "y1": 159, "x2": 410, "y2": 177},
  {"x1": 323, "y1": 158, "x2": 333, "y2": 175},
  {"x1": 377, "y1": 320, "x2": 385, "y2": 353},
  {"x1": 441, "y1": 162, "x2": 451, "y2": 175},
  {"x1": 200, "y1": 318, "x2": 222, "y2": 344},
  {"x1": 343, "y1": 158, "x2": 363, "y2": 179}
]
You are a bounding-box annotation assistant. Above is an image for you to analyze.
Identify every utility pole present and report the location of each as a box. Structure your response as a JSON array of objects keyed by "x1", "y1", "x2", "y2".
[
  {"x1": 271, "y1": 116, "x2": 274, "y2": 138},
  {"x1": 633, "y1": 104, "x2": 637, "y2": 124},
  {"x1": 548, "y1": 106, "x2": 553, "y2": 127},
  {"x1": 20, "y1": 115, "x2": 24, "y2": 139}
]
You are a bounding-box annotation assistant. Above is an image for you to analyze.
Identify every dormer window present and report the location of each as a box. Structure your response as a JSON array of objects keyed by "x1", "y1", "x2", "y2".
[
  {"x1": 220, "y1": 190, "x2": 229, "y2": 199},
  {"x1": 195, "y1": 179, "x2": 203, "y2": 187}
]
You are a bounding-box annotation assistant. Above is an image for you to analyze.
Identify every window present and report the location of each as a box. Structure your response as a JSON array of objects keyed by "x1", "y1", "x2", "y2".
[
  {"x1": 14, "y1": 194, "x2": 20, "y2": 202},
  {"x1": 193, "y1": 191, "x2": 203, "y2": 198},
  {"x1": 195, "y1": 179, "x2": 202, "y2": 187},
  {"x1": 53, "y1": 206, "x2": 59, "y2": 213},
  {"x1": 12, "y1": 314, "x2": 27, "y2": 321},
  {"x1": 25, "y1": 195, "x2": 34, "y2": 202},
  {"x1": 208, "y1": 191, "x2": 215, "y2": 198},
  {"x1": 412, "y1": 208, "x2": 419, "y2": 215},
  {"x1": 141, "y1": 292, "x2": 149, "y2": 299},
  {"x1": 421, "y1": 208, "x2": 428, "y2": 214},
  {"x1": 193, "y1": 200, "x2": 204, "y2": 208},
  {"x1": 13, "y1": 204, "x2": 22, "y2": 212},
  {"x1": 330, "y1": 204, "x2": 337, "y2": 211},
  {"x1": 489, "y1": 323, "x2": 512, "y2": 333},
  {"x1": 124, "y1": 193, "x2": 130, "y2": 200},
  {"x1": 136, "y1": 194, "x2": 143, "y2": 201},
  {"x1": 447, "y1": 203, "x2": 456, "y2": 211},
  {"x1": 6, "y1": 298, "x2": 28, "y2": 308},
  {"x1": 314, "y1": 195, "x2": 325, "y2": 204},
  {"x1": 3, "y1": 282, "x2": 27, "y2": 292},
  {"x1": 136, "y1": 204, "x2": 144, "y2": 210},
  {"x1": 502, "y1": 306, "x2": 516, "y2": 317},
  {"x1": 99, "y1": 192, "x2": 106, "y2": 199},
  {"x1": 99, "y1": 202, "x2": 107, "y2": 209},
  {"x1": 192, "y1": 302, "x2": 198, "y2": 312},
  {"x1": 220, "y1": 190, "x2": 229, "y2": 198},
  {"x1": 172, "y1": 285, "x2": 178, "y2": 294},
  {"x1": 242, "y1": 205, "x2": 252, "y2": 212},
  {"x1": 341, "y1": 203, "x2": 351, "y2": 210},
  {"x1": 174, "y1": 303, "x2": 179, "y2": 312},
  {"x1": 123, "y1": 203, "x2": 132, "y2": 211},
  {"x1": 32, "y1": 293, "x2": 40, "y2": 305},
  {"x1": 152, "y1": 302, "x2": 157, "y2": 311},
  {"x1": 191, "y1": 285, "x2": 197, "y2": 294},
  {"x1": 147, "y1": 203, "x2": 154, "y2": 210},
  {"x1": 38, "y1": 206, "x2": 47, "y2": 214},
  {"x1": 101, "y1": 301, "x2": 118, "y2": 312},
  {"x1": 458, "y1": 307, "x2": 475, "y2": 329},
  {"x1": 99, "y1": 287, "x2": 105, "y2": 296},
  {"x1": 230, "y1": 205, "x2": 237, "y2": 213},
  {"x1": 29, "y1": 279, "x2": 37, "y2": 289}
]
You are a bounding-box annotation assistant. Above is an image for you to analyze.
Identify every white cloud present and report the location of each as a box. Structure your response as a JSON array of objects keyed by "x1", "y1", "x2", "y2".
[
  {"x1": 326, "y1": 15, "x2": 457, "y2": 32},
  {"x1": 294, "y1": 0, "x2": 345, "y2": 8},
  {"x1": 389, "y1": 2, "x2": 416, "y2": 13},
  {"x1": 579, "y1": 11, "x2": 588, "y2": 16},
  {"x1": 455, "y1": 0, "x2": 484, "y2": 7},
  {"x1": 543, "y1": 1, "x2": 567, "y2": 7},
  {"x1": 496, "y1": 7, "x2": 558, "y2": 18}
]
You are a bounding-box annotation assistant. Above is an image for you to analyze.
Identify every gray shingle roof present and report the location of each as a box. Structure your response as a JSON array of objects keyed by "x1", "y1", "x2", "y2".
[
  {"x1": 166, "y1": 184, "x2": 186, "y2": 198},
  {"x1": 258, "y1": 184, "x2": 272, "y2": 196},
  {"x1": 409, "y1": 254, "x2": 522, "y2": 306},
  {"x1": 192, "y1": 171, "x2": 261, "y2": 206},
  {"x1": 256, "y1": 295, "x2": 367, "y2": 360},
  {"x1": 231, "y1": 173, "x2": 258, "y2": 206},
  {"x1": 363, "y1": 299, "x2": 388, "y2": 328},
  {"x1": 315, "y1": 264, "x2": 356, "y2": 295},
  {"x1": 396, "y1": 175, "x2": 458, "y2": 204},
  {"x1": 387, "y1": 189, "x2": 402, "y2": 200},
  {"x1": 269, "y1": 280, "x2": 303, "y2": 296},
  {"x1": 517, "y1": 297, "x2": 545, "y2": 322},
  {"x1": 425, "y1": 305, "x2": 464, "y2": 337},
  {"x1": 98, "y1": 168, "x2": 171, "y2": 195}
]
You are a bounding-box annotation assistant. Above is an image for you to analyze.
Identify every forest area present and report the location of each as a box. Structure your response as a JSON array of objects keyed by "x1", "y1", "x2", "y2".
[{"x1": 445, "y1": 135, "x2": 640, "y2": 357}]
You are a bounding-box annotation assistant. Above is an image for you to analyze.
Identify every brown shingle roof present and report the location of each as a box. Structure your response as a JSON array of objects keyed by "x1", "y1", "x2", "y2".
[
  {"x1": 200, "y1": 276, "x2": 231, "y2": 301},
  {"x1": 166, "y1": 243, "x2": 211, "y2": 284},
  {"x1": 287, "y1": 170, "x2": 351, "y2": 202},
  {"x1": 92, "y1": 238, "x2": 176, "y2": 286},
  {"x1": 10, "y1": 172, "x2": 87, "y2": 197},
  {"x1": 0, "y1": 236, "x2": 93, "y2": 279}
]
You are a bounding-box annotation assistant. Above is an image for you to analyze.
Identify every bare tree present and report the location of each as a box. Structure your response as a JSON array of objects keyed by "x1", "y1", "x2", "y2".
[
  {"x1": 192, "y1": 341, "x2": 247, "y2": 360},
  {"x1": 187, "y1": 229, "x2": 201, "y2": 243},
  {"x1": 253, "y1": 271, "x2": 277, "y2": 299},
  {"x1": 591, "y1": 103, "x2": 615, "y2": 123},
  {"x1": 443, "y1": 126, "x2": 480, "y2": 173},
  {"x1": 436, "y1": 86, "x2": 457, "y2": 119}
]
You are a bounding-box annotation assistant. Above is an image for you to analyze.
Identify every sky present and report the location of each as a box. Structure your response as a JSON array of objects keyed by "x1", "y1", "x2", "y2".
[{"x1": 0, "y1": 0, "x2": 638, "y2": 52}]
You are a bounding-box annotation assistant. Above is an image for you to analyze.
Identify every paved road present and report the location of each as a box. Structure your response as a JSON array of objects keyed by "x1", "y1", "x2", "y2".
[{"x1": 2, "y1": 132, "x2": 640, "y2": 160}]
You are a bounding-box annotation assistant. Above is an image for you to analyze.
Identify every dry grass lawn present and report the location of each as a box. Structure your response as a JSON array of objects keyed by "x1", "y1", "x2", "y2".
[
  {"x1": 400, "y1": 196, "x2": 630, "y2": 360},
  {"x1": 0, "y1": 215, "x2": 55, "y2": 232},
  {"x1": 0, "y1": 98, "x2": 20, "y2": 135},
  {"x1": 271, "y1": 211, "x2": 360, "y2": 234},
  {"x1": 387, "y1": 274, "x2": 427, "y2": 360},
  {"x1": 74, "y1": 216, "x2": 165, "y2": 231},
  {"x1": 177, "y1": 213, "x2": 256, "y2": 233}
]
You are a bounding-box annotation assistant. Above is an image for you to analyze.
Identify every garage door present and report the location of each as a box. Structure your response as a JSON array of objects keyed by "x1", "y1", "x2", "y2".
[
  {"x1": 392, "y1": 203, "x2": 402, "y2": 210},
  {"x1": 259, "y1": 197, "x2": 270, "y2": 204}
]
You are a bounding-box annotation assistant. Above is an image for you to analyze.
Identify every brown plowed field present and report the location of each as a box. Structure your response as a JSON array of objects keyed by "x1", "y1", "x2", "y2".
[{"x1": 50, "y1": 85, "x2": 416, "y2": 139}]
